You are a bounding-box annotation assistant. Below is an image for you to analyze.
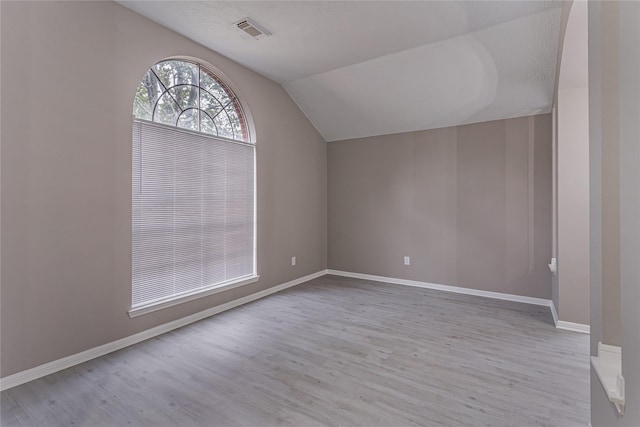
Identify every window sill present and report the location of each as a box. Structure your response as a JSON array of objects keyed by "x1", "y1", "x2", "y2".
[
  {"x1": 591, "y1": 342, "x2": 625, "y2": 415},
  {"x1": 128, "y1": 275, "x2": 260, "y2": 318}
]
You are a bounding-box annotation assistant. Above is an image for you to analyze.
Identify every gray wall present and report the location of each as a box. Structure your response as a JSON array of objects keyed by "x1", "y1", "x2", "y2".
[
  {"x1": 550, "y1": 0, "x2": 575, "y2": 323},
  {"x1": 589, "y1": 1, "x2": 640, "y2": 425},
  {"x1": 554, "y1": 0, "x2": 590, "y2": 327},
  {"x1": 588, "y1": 0, "x2": 621, "y2": 349},
  {"x1": 557, "y1": 86, "x2": 590, "y2": 325},
  {"x1": 0, "y1": 1, "x2": 327, "y2": 377},
  {"x1": 551, "y1": 106, "x2": 560, "y2": 316},
  {"x1": 328, "y1": 115, "x2": 552, "y2": 299},
  {"x1": 599, "y1": 0, "x2": 622, "y2": 346}
]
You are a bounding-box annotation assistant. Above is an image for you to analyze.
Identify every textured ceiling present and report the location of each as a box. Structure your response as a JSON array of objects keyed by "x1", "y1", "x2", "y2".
[{"x1": 118, "y1": 1, "x2": 564, "y2": 141}]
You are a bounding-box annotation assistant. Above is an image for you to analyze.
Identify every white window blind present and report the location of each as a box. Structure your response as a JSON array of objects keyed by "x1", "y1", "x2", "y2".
[{"x1": 132, "y1": 120, "x2": 255, "y2": 309}]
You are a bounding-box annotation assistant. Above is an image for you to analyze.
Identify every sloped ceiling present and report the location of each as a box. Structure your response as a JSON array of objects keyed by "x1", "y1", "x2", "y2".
[{"x1": 118, "y1": 1, "x2": 564, "y2": 141}]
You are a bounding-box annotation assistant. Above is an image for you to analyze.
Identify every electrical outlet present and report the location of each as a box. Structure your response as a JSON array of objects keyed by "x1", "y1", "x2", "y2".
[
  {"x1": 291, "y1": 256, "x2": 296, "y2": 266},
  {"x1": 404, "y1": 256, "x2": 410, "y2": 266}
]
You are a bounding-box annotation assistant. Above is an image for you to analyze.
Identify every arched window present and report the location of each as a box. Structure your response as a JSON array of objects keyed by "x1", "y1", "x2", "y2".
[
  {"x1": 130, "y1": 59, "x2": 257, "y2": 317},
  {"x1": 133, "y1": 59, "x2": 249, "y2": 141}
]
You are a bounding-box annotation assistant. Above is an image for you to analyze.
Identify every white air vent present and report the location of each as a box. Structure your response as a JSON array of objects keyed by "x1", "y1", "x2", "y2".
[{"x1": 235, "y1": 18, "x2": 271, "y2": 40}]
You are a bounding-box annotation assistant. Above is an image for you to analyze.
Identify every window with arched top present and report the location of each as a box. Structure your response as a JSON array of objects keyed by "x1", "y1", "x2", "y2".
[
  {"x1": 130, "y1": 59, "x2": 257, "y2": 317},
  {"x1": 133, "y1": 59, "x2": 249, "y2": 141}
]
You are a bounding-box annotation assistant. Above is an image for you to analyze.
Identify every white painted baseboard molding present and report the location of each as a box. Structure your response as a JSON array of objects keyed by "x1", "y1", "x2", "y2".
[
  {"x1": 591, "y1": 342, "x2": 624, "y2": 415},
  {"x1": 327, "y1": 269, "x2": 590, "y2": 334},
  {"x1": 550, "y1": 301, "x2": 590, "y2": 333},
  {"x1": 556, "y1": 320, "x2": 590, "y2": 334},
  {"x1": 0, "y1": 270, "x2": 327, "y2": 392},
  {"x1": 327, "y1": 270, "x2": 592, "y2": 334},
  {"x1": 327, "y1": 269, "x2": 554, "y2": 307}
]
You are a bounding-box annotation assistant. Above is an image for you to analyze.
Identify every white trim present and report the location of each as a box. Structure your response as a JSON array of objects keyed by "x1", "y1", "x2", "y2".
[
  {"x1": 0, "y1": 270, "x2": 327, "y2": 391},
  {"x1": 327, "y1": 269, "x2": 554, "y2": 307},
  {"x1": 550, "y1": 301, "x2": 559, "y2": 326},
  {"x1": 597, "y1": 343, "x2": 621, "y2": 354},
  {"x1": 591, "y1": 341, "x2": 624, "y2": 414},
  {"x1": 556, "y1": 320, "x2": 590, "y2": 334},
  {"x1": 128, "y1": 275, "x2": 260, "y2": 318},
  {"x1": 327, "y1": 270, "x2": 593, "y2": 334}
]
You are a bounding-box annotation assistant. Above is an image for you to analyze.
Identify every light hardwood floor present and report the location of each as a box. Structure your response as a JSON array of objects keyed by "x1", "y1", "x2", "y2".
[{"x1": 1, "y1": 275, "x2": 590, "y2": 426}]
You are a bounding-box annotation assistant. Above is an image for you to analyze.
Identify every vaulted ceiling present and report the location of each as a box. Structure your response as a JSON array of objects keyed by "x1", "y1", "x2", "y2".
[{"x1": 118, "y1": 1, "x2": 565, "y2": 141}]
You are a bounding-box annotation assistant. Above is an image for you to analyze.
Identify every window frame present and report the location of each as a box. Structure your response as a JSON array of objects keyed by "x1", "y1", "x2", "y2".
[{"x1": 128, "y1": 59, "x2": 258, "y2": 318}]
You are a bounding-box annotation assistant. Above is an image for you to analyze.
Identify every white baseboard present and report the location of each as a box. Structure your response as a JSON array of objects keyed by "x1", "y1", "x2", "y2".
[
  {"x1": 0, "y1": 270, "x2": 327, "y2": 391},
  {"x1": 550, "y1": 297, "x2": 590, "y2": 334},
  {"x1": 557, "y1": 320, "x2": 590, "y2": 334},
  {"x1": 327, "y1": 269, "x2": 554, "y2": 307},
  {"x1": 327, "y1": 270, "x2": 592, "y2": 334}
]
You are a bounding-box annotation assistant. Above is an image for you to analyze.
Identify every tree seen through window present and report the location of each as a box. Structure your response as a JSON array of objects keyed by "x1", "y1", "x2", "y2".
[{"x1": 133, "y1": 60, "x2": 248, "y2": 142}]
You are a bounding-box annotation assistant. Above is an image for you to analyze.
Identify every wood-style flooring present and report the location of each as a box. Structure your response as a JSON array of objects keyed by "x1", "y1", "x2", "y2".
[{"x1": 1, "y1": 275, "x2": 590, "y2": 426}]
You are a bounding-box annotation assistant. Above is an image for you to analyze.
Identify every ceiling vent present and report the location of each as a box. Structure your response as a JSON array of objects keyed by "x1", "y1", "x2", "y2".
[{"x1": 235, "y1": 18, "x2": 271, "y2": 40}]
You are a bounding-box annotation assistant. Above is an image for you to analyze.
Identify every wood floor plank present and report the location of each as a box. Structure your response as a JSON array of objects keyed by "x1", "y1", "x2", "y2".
[{"x1": 1, "y1": 275, "x2": 590, "y2": 426}]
